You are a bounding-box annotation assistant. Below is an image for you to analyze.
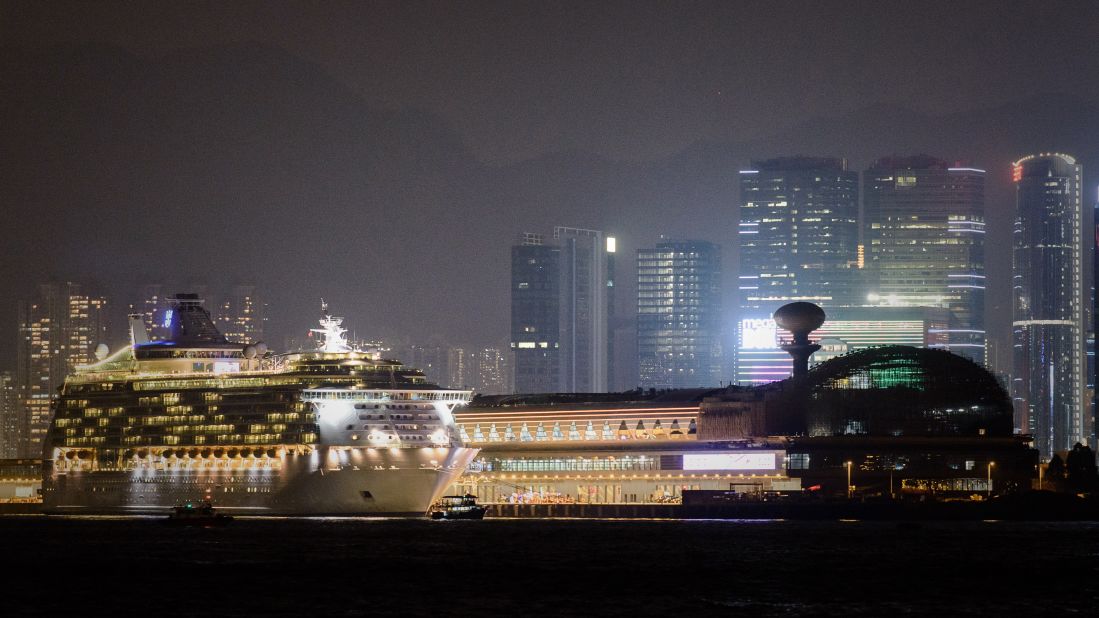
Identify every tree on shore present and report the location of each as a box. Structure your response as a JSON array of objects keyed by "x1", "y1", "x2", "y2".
[
  {"x1": 1065, "y1": 443, "x2": 1099, "y2": 494},
  {"x1": 1045, "y1": 454, "x2": 1066, "y2": 491}
]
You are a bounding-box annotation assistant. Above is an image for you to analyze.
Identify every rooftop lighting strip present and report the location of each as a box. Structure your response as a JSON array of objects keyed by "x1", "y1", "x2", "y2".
[
  {"x1": 457, "y1": 410, "x2": 699, "y2": 421},
  {"x1": 947, "y1": 167, "x2": 987, "y2": 173},
  {"x1": 940, "y1": 344, "x2": 986, "y2": 347},
  {"x1": 456, "y1": 406, "x2": 698, "y2": 417}
]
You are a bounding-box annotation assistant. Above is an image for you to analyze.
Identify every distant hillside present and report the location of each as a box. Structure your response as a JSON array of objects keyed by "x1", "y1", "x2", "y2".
[{"x1": 2, "y1": 42, "x2": 1097, "y2": 376}]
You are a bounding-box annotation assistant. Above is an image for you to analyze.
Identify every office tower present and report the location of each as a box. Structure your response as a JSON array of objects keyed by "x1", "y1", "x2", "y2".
[
  {"x1": 738, "y1": 157, "x2": 860, "y2": 309},
  {"x1": 218, "y1": 285, "x2": 265, "y2": 344},
  {"x1": 606, "y1": 237, "x2": 618, "y2": 391},
  {"x1": 511, "y1": 233, "x2": 561, "y2": 393},
  {"x1": 447, "y1": 347, "x2": 468, "y2": 389},
  {"x1": 0, "y1": 371, "x2": 19, "y2": 459},
  {"x1": 555, "y1": 226, "x2": 611, "y2": 393},
  {"x1": 394, "y1": 344, "x2": 450, "y2": 387},
  {"x1": 511, "y1": 228, "x2": 614, "y2": 394},
  {"x1": 1094, "y1": 200, "x2": 1099, "y2": 449},
  {"x1": 1012, "y1": 153, "x2": 1086, "y2": 459},
  {"x1": 129, "y1": 284, "x2": 169, "y2": 341},
  {"x1": 863, "y1": 156, "x2": 986, "y2": 363},
  {"x1": 15, "y1": 283, "x2": 109, "y2": 457},
  {"x1": 637, "y1": 240, "x2": 722, "y2": 388},
  {"x1": 472, "y1": 347, "x2": 511, "y2": 395}
]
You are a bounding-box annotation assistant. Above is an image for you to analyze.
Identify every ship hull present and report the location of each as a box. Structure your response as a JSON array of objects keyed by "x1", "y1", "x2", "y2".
[{"x1": 43, "y1": 446, "x2": 478, "y2": 516}]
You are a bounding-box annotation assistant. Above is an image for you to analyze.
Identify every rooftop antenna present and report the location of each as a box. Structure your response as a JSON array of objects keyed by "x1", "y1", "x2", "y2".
[{"x1": 311, "y1": 298, "x2": 351, "y2": 353}]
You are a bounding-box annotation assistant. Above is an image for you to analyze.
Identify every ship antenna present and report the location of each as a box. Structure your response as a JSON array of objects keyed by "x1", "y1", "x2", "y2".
[{"x1": 320, "y1": 298, "x2": 328, "y2": 314}]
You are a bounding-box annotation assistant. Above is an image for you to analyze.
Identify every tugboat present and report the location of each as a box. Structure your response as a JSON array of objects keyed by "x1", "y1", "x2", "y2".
[
  {"x1": 166, "y1": 500, "x2": 234, "y2": 526},
  {"x1": 429, "y1": 494, "x2": 487, "y2": 520}
]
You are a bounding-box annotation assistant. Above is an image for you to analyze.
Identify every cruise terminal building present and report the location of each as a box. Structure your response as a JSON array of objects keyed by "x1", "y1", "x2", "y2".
[{"x1": 450, "y1": 345, "x2": 1036, "y2": 504}]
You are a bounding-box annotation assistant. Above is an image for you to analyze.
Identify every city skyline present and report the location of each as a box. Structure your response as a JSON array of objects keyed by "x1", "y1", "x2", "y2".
[
  {"x1": 3, "y1": 3, "x2": 1099, "y2": 381},
  {"x1": 2, "y1": 2, "x2": 1099, "y2": 459},
  {"x1": 4, "y1": 5, "x2": 1099, "y2": 615}
]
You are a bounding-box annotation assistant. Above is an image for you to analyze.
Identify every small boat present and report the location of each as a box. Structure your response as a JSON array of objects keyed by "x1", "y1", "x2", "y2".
[
  {"x1": 429, "y1": 494, "x2": 487, "y2": 520},
  {"x1": 166, "y1": 500, "x2": 234, "y2": 526}
]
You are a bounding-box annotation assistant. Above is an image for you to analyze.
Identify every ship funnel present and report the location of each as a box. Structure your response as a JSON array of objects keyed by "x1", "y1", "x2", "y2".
[{"x1": 128, "y1": 314, "x2": 150, "y2": 346}]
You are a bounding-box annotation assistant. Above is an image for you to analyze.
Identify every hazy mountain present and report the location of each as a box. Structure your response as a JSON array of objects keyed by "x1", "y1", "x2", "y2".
[{"x1": 2, "y1": 42, "x2": 1097, "y2": 376}]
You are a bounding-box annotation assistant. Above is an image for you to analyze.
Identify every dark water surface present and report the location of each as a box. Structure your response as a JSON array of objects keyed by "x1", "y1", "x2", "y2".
[{"x1": 3, "y1": 516, "x2": 1097, "y2": 616}]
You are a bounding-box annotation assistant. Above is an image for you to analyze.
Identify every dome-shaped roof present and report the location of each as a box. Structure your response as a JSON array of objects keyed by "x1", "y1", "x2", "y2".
[
  {"x1": 773, "y1": 302, "x2": 826, "y2": 334},
  {"x1": 798, "y1": 346, "x2": 1012, "y2": 437}
]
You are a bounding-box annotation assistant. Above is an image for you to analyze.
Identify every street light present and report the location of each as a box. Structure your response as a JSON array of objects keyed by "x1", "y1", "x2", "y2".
[
  {"x1": 987, "y1": 461, "x2": 995, "y2": 498},
  {"x1": 845, "y1": 460, "x2": 853, "y2": 499}
]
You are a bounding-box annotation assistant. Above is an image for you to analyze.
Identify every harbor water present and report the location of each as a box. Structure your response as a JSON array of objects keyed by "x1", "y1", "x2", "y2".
[{"x1": 3, "y1": 516, "x2": 1097, "y2": 616}]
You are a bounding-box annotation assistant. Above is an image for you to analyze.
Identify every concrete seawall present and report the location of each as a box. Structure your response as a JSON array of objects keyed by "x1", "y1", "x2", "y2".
[{"x1": 487, "y1": 499, "x2": 1099, "y2": 521}]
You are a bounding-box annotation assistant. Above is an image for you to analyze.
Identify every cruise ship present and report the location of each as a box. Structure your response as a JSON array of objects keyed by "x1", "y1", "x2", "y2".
[{"x1": 42, "y1": 295, "x2": 478, "y2": 515}]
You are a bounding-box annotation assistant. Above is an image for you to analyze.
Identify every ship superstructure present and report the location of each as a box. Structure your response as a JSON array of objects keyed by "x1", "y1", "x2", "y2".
[{"x1": 42, "y1": 295, "x2": 477, "y2": 515}]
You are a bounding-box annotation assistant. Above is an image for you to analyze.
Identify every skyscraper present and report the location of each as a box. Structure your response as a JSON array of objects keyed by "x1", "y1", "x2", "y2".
[
  {"x1": 130, "y1": 284, "x2": 170, "y2": 341},
  {"x1": 0, "y1": 371, "x2": 19, "y2": 459},
  {"x1": 217, "y1": 285, "x2": 265, "y2": 344},
  {"x1": 511, "y1": 233, "x2": 560, "y2": 393},
  {"x1": 863, "y1": 156, "x2": 986, "y2": 363},
  {"x1": 738, "y1": 157, "x2": 860, "y2": 308},
  {"x1": 1012, "y1": 153, "x2": 1086, "y2": 459},
  {"x1": 15, "y1": 282, "x2": 109, "y2": 457},
  {"x1": 472, "y1": 346, "x2": 511, "y2": 395},
  {"x1": 555, "y1": 226, "x2": 612, "y2": 393},
  {"x1": 392, "y1": 343, "x2": 451, "y2": 387},
  {"x1": 447, "y1": 347, "x2": 468, "y2": 389},
  {"x1": 637, "y1": 240, "x2": 722, "y2": 388},
  {"x1": 511, "y1": 228, "x2": 615, "y2": 394},
  {"x1": 736, "y1": 157, "x2": 859, "y2": 384},
  {"x1": 1094, "y1": 199, "x2": 1099, "y2": 449}
]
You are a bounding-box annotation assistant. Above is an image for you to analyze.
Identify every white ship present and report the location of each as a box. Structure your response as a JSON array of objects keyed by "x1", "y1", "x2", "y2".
[{"x1": 42, "y1": 295, "x2": 478, "y2": 515}]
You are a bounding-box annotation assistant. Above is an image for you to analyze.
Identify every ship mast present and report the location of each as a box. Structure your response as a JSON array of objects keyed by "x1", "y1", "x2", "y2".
[{"x1": 310, "y1": 299, "x2": 352, "y2": 353}]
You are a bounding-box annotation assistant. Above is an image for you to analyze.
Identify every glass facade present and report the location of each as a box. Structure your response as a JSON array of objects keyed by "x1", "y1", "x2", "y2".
[
  {"x1": 511, "y1": 229, "x2": 614, "y2": 394},
  {"x1": 0, "y1": 372, "x2": 18, "y2": 459},
  {"x1": 217, "y1": 284, "x2": 265, "y2": 344},
  {"x1": 510, "y1": 235, "x2": 560, "y2": 394},
  {"x1": 636, "y1": 240, "x2": 722, "y2": 388},
  {"x1": 1012, "y1": 153, "x2": 1087, "y2": 459},
  {"x1": 16, "y1": 283, "x2": 109, "y2": 458},
  {"x1": 863, "y1": 157, "x2": 986, "y2": 363},
  {"x1": 738, "y1": 157, "x2": 860, "y2": 308},
  {"x1": 555, "y1": 227, "x2": 610, "y2": 393},
  {"x1": 455, "y1": 447, "x2": 791, "y2": 504},
  {"x1": 733, "y1": 306, "x2": 953, "y2": 385},
  {"x1": 803, "y1": 346, "x2": 1012, "y2": 438},
  {"x1": 737, "y1": 157, "x2": 860, "y2": 384}
]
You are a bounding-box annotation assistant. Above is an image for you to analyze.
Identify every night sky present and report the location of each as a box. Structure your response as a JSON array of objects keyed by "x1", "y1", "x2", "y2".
[{"x1": 2, "y1": 1, "x2": 1099, "y2": 375}]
